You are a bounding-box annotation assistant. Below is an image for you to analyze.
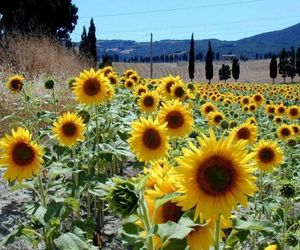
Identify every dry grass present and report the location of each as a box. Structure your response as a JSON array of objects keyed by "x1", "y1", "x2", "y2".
[{"x1": 113, "y1": 60, "x2": 300, "y2": 83}]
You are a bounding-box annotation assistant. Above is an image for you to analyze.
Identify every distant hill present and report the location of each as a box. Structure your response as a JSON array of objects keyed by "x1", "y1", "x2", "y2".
[{"x1": 95, "y1": 23, "x2": 300, "y2": 60}]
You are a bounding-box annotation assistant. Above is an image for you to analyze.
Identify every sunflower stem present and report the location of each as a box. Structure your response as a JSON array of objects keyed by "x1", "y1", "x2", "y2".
[
  {"x1": 258, "y1": 171, "x2": 264, "y2": 219},
  {"x1": 72, "y1": 147, "x2": 79, "y2": 198},
  {"x1": 214, "y1": 213, "x2": 221, "y2": 250},
  {"x1": 37, "y1": 173, "x2": 47, "y2": 208},
  {"x1": 140, "y1": 190, "x2": 153, "y2": 250}
]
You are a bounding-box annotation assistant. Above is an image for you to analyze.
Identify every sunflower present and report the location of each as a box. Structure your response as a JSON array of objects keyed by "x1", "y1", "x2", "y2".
[
  {"x1": 275, "y1": 105, "x2": 286, "y2": 116},
  {"x1": 241, "y1": 96, "x2": 251, "y2": 106},
  {"x1": 265, "y1": 104, "x2": 275, "y2": 115},
  {"x1": 264, "y1": 245, "x2": 278, "y2": 250},
  {"x1": 160, "y1": 75, "x2": 181, "y2": 98},
  {"x1": 129, "y1": 73, "x2": 140, "y2": 84},
  {"x1": 144, "y1": 159, "x2": 171, "y2": 189},
  {"x1": 231, "y1": 123, "x2": 257, "y2": 143},
  {"x1": 291, "y1": 124, "x2": 300, "y2": 137},
  {"x1": 73, "y1": 68, "x2": 111, "y2": 105},
  {"x1": 276, "y1": 124, "x2": 293, "y2": 141},
  {"x1": 124, "y1": 78, "x2": 135, "y2": 89},
  {"x1": 138, "y1": 91, "x2": 160, "y2": 113},
  {"x1": 174, "y1": 129, "x2": 257, "y2": 220},
  {"x1": 134, "y1": 85, "x2": 148, "y2": 97},
  {"x1": 158, "y1": 100, "x2": 193, "y2": 137},
  {"x1": 52, "y1": 112, "x2": 85, "y2": 147},
  {"x1": 7, "y1": 75, "x2": 24, "y2": 93},
  {"x1": 273, "y1": 116, "x2": 282, "y2": 124},
  {"x1": 287, "y1": 106, "x2": 300, "y2": 119},
  {"x1": 124, "y1": 69, "x2": 136, "y2": 79},
  {"x1": 100, "y1": 66, "x2": 114, "y2": 77},
  {"x1": 145, "y1": 178, "x2": 182, "y2": 224},
  {"x1": 0, "y1": 127, "x2": 43, "y2": 182},
  {"x1": 200, "y1": 102, "x2": 217, "y2": 116},
  {"x1": 128, "y1": 117, "x2": 170, "y2": 162},
  {"x1": 186, "y1": 221, "x2": 215, "y2": 250},
  {"x1": 170, "y1": 81, "x2": 186, "y2": 100},
  {"x1": 106, "y1": 72, "x2": 119, "y2": 85},
  {"x1": 207, "y1": 111, "x2": 225, "y2": 126},
  {"x1": 249, "y1": 103, "x2": 257, "y2": 113},
  {"x1": 253, "y1": 140, "x2": 284, "y2": 172},
  {"x1": 252, "y1": 94, "x2": 264, "y2": 106}
]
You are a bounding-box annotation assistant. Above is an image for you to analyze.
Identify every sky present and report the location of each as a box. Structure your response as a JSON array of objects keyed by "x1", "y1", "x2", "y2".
[{"x1": 71, "y1": 0, "x2": 300, "y2": 42}]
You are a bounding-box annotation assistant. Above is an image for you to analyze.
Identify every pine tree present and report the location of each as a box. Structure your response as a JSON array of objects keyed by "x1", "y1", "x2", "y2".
[
  {"x1": 188, "y1": 33, "x2": 195, "y2": 81},
  {"x1": 88, "y1": 18, "x2": 97, "y2": 62},
  {"x1": 278, "y1": 48, "x2": 288, "y2": 83},
  {"x1": 219, "y1": 64, "x2": 231, "y2": 83},
  {"x1": 232, "y1": 58, "x2": 240, "y2": 82},
  {"x1": 269, "y1": 55, "x2": 277, "y2": 84},
  {"x1": 79, "y1": 26, "x2": 89, "y2": 57},
  {"x1": 296, "y1": 48, "x2": 300, "y2": 76},
  {"x1": 205, "y1": 41, "x2": 213, "y2": 83}
]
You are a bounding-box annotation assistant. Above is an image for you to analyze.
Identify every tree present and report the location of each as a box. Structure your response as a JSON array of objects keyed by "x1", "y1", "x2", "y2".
[
  {"x1": 286, "y1": 46, "x2": 296, "y2": 82},
  {"x1": 88, "y1": 18, "x2": 97, "y2": 62},
  {"x1": 188, "y1": 33, "x2": 195, "y2": 81},
  {"x1": 278, "y1": 48, "x2": 288, "y2": 83},
  {"x1": 232, "y1": 58, "x2": 240, "y2": 82},
  {"x1": 79, "y1": 26, "x2": 89, "y2": 57},
  {"x1": 0, "y1": 0, "x2": 78, "y2": 39},
  {"x1": 205, "y1": 41, "x2": 213, "y2": 83},
  {"x1": 296, "y1": 47, "x2": 300, "y2": 76},
  {"x1": 219, "y1": 64, "x2": 231, "y2": 83},
  {"x1": 269, "y1": 55, "x2": 277, "y2": 84}
]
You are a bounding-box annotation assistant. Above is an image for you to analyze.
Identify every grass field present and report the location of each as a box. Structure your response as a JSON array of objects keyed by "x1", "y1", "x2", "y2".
[{"x1": 114, "y1": 60, "x2": 300, "y2": 83}]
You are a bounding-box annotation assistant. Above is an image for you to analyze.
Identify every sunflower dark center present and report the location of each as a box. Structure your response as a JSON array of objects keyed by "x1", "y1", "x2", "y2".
[
  {"x1": 138, "y1": 89, "x2": 146, "y2": 96},
  {"x1": 281, "y1": 128, "x2": 291, "y2": 137},
  {"x1": 12, "y1": 142, "x2": 35, "y2": 166},
  {"x1": 250, "y1": 105, "x2": 256, "y2": 111},
  {"x1": 127, "y1": 81, "x2": 133, "y2": 87},
  {"x1": 143, "y1": 96, "x2": 154, "y2": 107},
  {"x1": 278, "y1": 107, "x2": 285, "y2": 114},
  {"x1": 237, "y1": 127, "x2": 251, "y2": 140},
  {"x1": 197, "y1": 156, "x2": 234, "y2": 196},
  {"x1": 83, "y1": 79, "x2": 101, "y2": 96},
  {"x1": 161, "y1": 201, "x2": 182, "y2": 223},
  {"x1": 258, "y1": 147, "x2": 275, "y2": 163},
  {"x1": 131, "y1": 76, "x2": 138, "y2": 82},
  {"x1": 174, "y1": 87, "x2": 184, "y2": 97},
  {"x1": 166, "y1": 81, "x2": 174, "y2": 93},
  {"x1": 104, "y1": 70, "x2": 111, "y2": 76},
  {"x1": 62, "y1": 122, "x2": 77, "y2": 137},
  {"x1": 205, "y1": 106, "x2": 214, "y2": 113},
  {"x1": 242, "y1": 98, "x2": 249, "y2": 104},
  {"x1": 11, "y1": 79, "x2": 22, "y2": 90},
  {"x1": 142, "y1": 128, "x2": 161, "y2": 149},
  {"x1": 289, "y1": 108, "x2": 298, "y2": 116},
  {"x1": 254, "y1": 95, "x2": 261, "y2": 102},
  {"x1": 109, "y1": 77, "x2": 117, "y2": 84},
  {"x1": 214, "y1": 115, "x2": 223, "y2": 123},
  {"x1": 292, "y1": 126, "x2": 299, "y2": 134},
  {"x1": 166, "y1": 110, "x2": 184, "y2": 129},
  {"x1": 268, "y1": 107, "x2": 275, "y2": 113}
]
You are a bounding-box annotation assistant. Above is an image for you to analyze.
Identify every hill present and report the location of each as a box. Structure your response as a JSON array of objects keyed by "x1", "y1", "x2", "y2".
[{"x1": 96, "y1": 23, "x2": 300, "y2": 59}]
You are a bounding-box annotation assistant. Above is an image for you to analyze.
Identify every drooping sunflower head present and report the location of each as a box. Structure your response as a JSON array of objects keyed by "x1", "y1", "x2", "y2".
[
  {"x1": 7, "y1": 75, "x2": 24, "y2": 93},
  {"x1": 253, "y1": 140, "x2": 284, "y2": 172},
  {"x1": 276, "y1": 124, "x2": 294, "y2": 141},
  {"x1": 52, "y1": 112, "x2": 85, "y2": 147},
  {"x1": 230, "y1": 122, "x2": 257, "y2": 143},
  {"x1": 287, "y1": 106, "x2": 300, "y2": 120},
  {"x1": 0, "y1": 127, "x2": 43, "y2": 182},
  {"x1": 207, "y1": 111, "x2": 225, "y2": 126},
  {"x1": 128, "y1": 117, "x2": 170, "y2": 162},
  {"x1": 138, "y1": 91, "x2": 160, "y2": 113},
  {"x1": 73, "y1": 69, "x2": 111, "y2": 105},
  {"x1": 200, "y1": 102, "x2": 217, "y2": 116},
  {"x1": 174, "y1": 129, "x2": 257, "y2": 220},
  {"x1": 158, "y1": 100, "x2": 194, "y2": 137}
]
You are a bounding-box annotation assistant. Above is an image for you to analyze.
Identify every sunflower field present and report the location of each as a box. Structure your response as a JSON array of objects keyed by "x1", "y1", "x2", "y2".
[{"x1": 0, "y1": 67, "x2": 300, "y2": 250}]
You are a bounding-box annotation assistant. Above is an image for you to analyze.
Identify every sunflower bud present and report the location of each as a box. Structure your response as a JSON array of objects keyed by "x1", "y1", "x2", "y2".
[
  {"x1": 187, "y1": 83, "x2": 194, "y2": 90},
  {"x1": 268, "y1": 114, "x2": 274, "y2": 120},
  {"x1": 280, "y1": 183, "x2": 295, "y2": 198},
  {"x1": 107, "y1": 178, "x2": 139, "y2": 218},
  {"x1": 44, "y1": 78, "x2": 55, "y2": 90},
  {"x1": 230, "y1": 121, "x2": 237, "y2": 128},
  {"x1": 68, "y1": 78, "x2": 76, "y2": 89},
  {"x1": 77, "y1": 110, "x2": 91, "y2": 124},
  {"x1": 286, "y1": 234, "x2": 298, "y2": 247},
  {"x1": 220, "y1": 120, "x2": 229, "y2": 129}
]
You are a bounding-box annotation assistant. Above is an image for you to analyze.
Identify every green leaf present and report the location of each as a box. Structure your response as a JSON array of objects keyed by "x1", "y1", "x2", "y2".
[
  {"x1": 156, "y1": 221, "x2": 193, "y2": 243},
  {"x1": 0, "y1": 226, "x2": 24, "y2": 247},
  {"x1": 225, "y1": 229, "x2": 250, "y2": 249},
  {"x1": 64, "y1": 197, "x2": 80, "y2": 212},
  {"x1": 233, "y1": 218, "x2": 279, "y2": 234},
  {"x1": 44, "y1": 201, "x2": 63, "y2": 223},
  {"x1": 154, "y1": 192, "x2": 181, "y2": 211},
  {"x1": 54, "y1": 233, "x2": 89, "y2": 250}
]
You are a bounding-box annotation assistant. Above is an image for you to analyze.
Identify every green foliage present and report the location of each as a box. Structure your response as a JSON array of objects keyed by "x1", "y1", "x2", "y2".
[
  {"x1": 205, "y1": 41, "x2": 214, "y2": 82},
  {"x1": 219, "y1": 64, "x2": 231, "y2": 82}
]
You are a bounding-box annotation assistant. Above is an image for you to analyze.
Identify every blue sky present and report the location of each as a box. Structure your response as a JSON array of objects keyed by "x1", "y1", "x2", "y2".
[{"x1": 71, "y1": 0, "x2": 300, "y2": 42}]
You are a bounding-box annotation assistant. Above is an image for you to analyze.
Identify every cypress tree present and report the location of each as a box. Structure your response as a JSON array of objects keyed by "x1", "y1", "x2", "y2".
[
  {"x1": 278, "y1": 48, "x2": 288, "y2": 83},
  {"x1": 232, "y1": 58, "x2": 240, "y2": 82},
  {"x1": 296, "y1": 48, "x2": 300, "y2": 76},
  {"x1": 188, "y1": 33, "x2": 195, "y2": 81},
  {"x1": 79, "y1": 26, "x2": 89, "y2": 57},
  {"x1": 88, "y1": 18, "x2": 97, "y2": 62},
  {"x1": 205, "y1": 41, "x2": 213, "y2": 83},
  {"x1": 269, "y1": 55, "x2": 277, "y2": 84}
]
